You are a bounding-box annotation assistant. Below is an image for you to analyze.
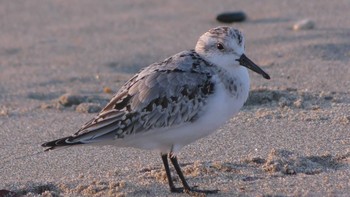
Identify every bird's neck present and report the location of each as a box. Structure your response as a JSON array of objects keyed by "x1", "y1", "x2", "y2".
[{"x1": 215, "y1": 66, "x2": 250, "y2": 101}]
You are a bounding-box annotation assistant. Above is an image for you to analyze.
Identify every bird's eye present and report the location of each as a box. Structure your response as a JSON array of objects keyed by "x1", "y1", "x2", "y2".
[{"x1": 216, "y1": 43, "x2": 224, "y2": 51}]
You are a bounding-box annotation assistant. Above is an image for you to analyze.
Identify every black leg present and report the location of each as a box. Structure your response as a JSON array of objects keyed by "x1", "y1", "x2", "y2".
[
  {"x1": 161, "y1": 154, "x2": 189, "y2": 193},
  {"x1": 169, "y1": 155, "x2": 191, "y2": 190},
  {"x1": 161, "y1": 154, "x2": 176, "y2": 191},
  {"x1": 169, "y1": 155, "x2": 219, "y2": 194}
]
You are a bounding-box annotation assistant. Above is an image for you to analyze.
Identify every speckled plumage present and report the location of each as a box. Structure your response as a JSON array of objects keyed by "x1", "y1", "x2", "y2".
[{"x1": 74, "y1": 50, "x2": 217, "y2": 141}]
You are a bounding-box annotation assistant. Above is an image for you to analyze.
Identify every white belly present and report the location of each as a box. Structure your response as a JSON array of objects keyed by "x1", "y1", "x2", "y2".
[{"x1": 114, "y1": 68, "x2": 250, "y2": 154}]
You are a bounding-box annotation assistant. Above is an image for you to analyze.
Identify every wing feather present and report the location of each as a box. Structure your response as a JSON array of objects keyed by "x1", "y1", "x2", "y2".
[{"x1": 42, "y1": 50, "x2": 216, "y2": 148}]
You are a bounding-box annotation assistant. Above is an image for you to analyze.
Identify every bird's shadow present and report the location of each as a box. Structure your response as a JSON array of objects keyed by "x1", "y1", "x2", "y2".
[
  {"x1": 1, "y1": 183, "x2": 59, "y2": 197},
  {"x1": 138, "y1": 149, "x2": 350, "y2": 184}
]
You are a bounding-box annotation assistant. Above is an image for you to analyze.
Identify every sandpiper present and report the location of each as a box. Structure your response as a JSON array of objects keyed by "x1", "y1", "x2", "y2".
[{"x1": 42, "y1": 26, "x2": 270, "y2": 194}]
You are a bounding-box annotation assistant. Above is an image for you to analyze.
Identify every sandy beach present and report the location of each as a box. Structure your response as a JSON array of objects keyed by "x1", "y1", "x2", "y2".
[{"x1": 1, "y1": 0, "x2": 350, "y2": 196}]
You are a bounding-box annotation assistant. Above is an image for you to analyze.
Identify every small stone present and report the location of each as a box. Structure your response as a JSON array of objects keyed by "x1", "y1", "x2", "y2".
[
  {"x1": 58, "y1": 93, "x2": 86, "y2": 106},
  {"x1": 293, "y1": 19, "x2": 315, "y2": 30},
  {"x1": 216, "y1": 11, "x2": 246, "y2": 23},
  {"x1": 76, "y1": 103, "x2": 102, "y2": 113},
  {"x1": 103, "y1": 87, "x2": 113, "y2": 94}
]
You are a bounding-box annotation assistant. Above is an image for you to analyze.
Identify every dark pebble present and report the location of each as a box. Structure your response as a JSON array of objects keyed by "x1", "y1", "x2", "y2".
[{"x1": 216, "y1": 11, "x2": 246, "y2": 23}]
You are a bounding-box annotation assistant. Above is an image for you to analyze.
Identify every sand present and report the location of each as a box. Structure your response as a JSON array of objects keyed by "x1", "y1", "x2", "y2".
[{"x1": 1, "y1": 0, "x2": 349, "y2": 196}]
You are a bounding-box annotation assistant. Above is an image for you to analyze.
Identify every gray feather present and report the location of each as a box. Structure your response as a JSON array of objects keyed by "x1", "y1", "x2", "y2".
[{"x1": 62, "y1": 50, "x2": 216, "y2": 143}]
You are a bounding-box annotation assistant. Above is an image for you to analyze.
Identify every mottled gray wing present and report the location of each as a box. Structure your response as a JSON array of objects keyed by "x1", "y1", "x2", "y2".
[{"x1": 68, "y1": 51, "x2": 215, "y2": 143}]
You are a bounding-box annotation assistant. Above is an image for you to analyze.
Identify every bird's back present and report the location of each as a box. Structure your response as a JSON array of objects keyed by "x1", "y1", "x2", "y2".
[{"x1": 42, "y1": 50, "x2": 217, "y2": 150}]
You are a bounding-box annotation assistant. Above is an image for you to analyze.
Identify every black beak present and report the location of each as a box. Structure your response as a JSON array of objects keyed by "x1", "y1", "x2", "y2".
[{"x1": 237, "y1": 54, "x2": 270, "y2": 79}]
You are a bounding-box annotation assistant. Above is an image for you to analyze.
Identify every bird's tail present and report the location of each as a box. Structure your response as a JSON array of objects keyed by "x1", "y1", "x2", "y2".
[{"x1": 41, "y1": 136, "x2": 83, "y2": 151}]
